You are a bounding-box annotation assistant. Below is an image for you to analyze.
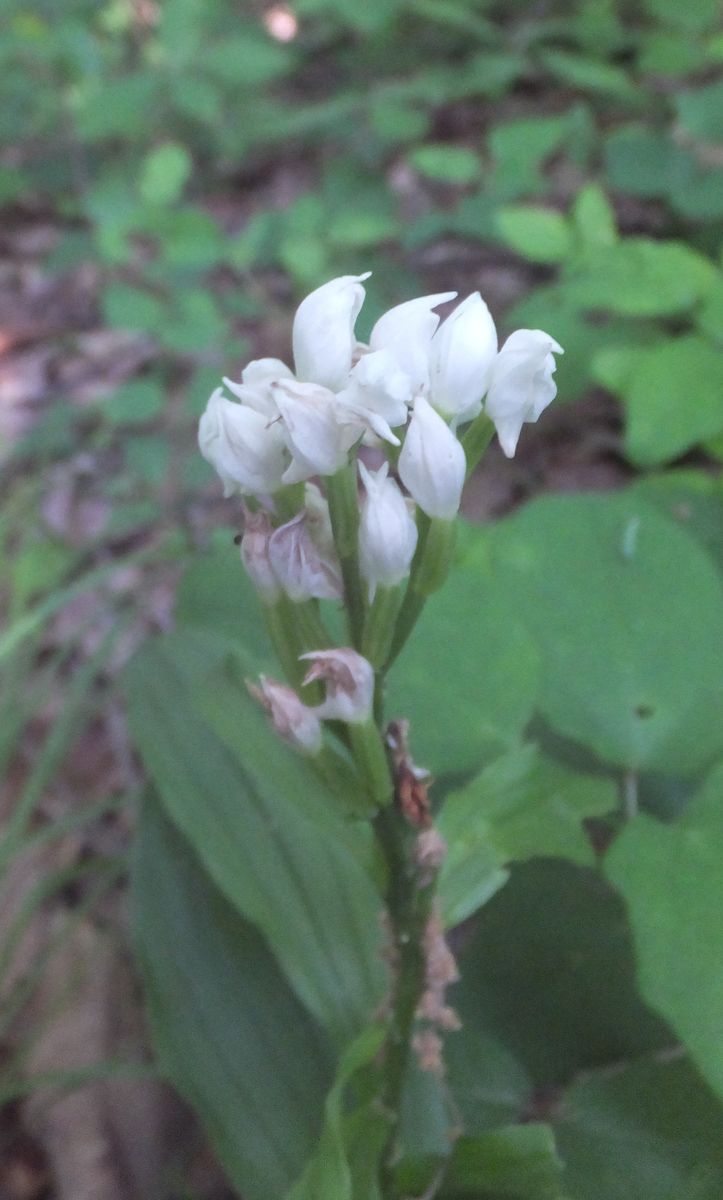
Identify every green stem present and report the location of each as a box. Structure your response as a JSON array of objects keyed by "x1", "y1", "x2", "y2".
[
  {"x1": 349, "y1": 720, "x2": 393, "y2": 810},
  {"x1": 384, "y1": 516, "x2": 456, "y2": 669},
  {"x1": 274, "y1": 481, "x2": 306, "y2": 523},
  {"x1": 326, "y1": 463, "x2": 365, "y2": 646},
  {"x1": 461, "y1": 411, "x2": 495, "y2": 479},
  {"x1": 362, "y1": 585, "x2": 403, "y2": 670}
]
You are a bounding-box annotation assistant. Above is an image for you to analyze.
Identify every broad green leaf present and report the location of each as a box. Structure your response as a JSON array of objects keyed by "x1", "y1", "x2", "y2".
[
  {"x1": 287, "y1": 1025, "x2": 389, "y2": 1200},
  {"x1": 103, "y1": 283, "x2": 164, "y2": 334},
  {"x1": 572, "y1": 183, "x2": 617, "y2": 249},
  {"x1": 124, "y1": 632, "x2": 386, "y2": 1042},
  {"x1": 539, "y1": 49, "x2": 636, "y2": 99},
  {"x1": 675, "y1": 79, "x2": 723, "y2": 144},
  {"x1": 568, "y1": 238, "x2": 715, "y2": 317},
  {"x1": 488, "y1": 114, "x2": 574, "y2": 199},
  {"x1": 629, "y1": 470, "x2": 723, "y2": 571},
  {"x1": 101, "y1": 379, "x2": 164, "y2": 426},
  {"x1": 396, "y1": 1126, "x2": 563, "y2": 1199},
  {"x1": 132, "y1": 797, "x2": 335, "y2": 1200},
  {"x1": 408, "y1": 144, "x2": 480, "y2": 185},
  {"x1": 603, "y1": 125, "x2": 678, "y2": 197},
  {"x1": 620, "y1": 337, "x2": 723, "y2": 465},
  {"x1": 175, "y1": 537, "x2": 275, "y2": 666},
  {"x1": 388, "y1": 524, "x2": 539, "y2": 776},
  {"x1": 495, "y1": 207, "x2": 572, "y2": 263},
  {"x1": 644, "y1": 0, "x2": 720, "y2": 33},
  {"x1": 557, "y1": 1056, "x2": 723, "y2": 1199},
  {"x1": 138, "y1": 142, "x2": 192, "y2": 206},
  {"x1": 606, "y1": 763, "x2": 723, "y2": 1100},
  {"x1": 438, "y1": 745, "x2": 616, "y2": 925},
  {"x1": 482, "y1": 493, "x2": 723, "y2": 773},
  {"x1": 452, "y1": 860, "x2": 669, "y2": 1087}
]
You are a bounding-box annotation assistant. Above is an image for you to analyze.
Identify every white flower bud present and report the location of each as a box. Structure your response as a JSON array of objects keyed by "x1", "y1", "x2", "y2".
[
  {"x1": 369, "y1": 291, "x2": 457, "y2": 397},
  {"x1": 485, "y1": 329, "x2": 564, "y2": 458},
  {"x1": 223, "y1": 358, "x2": 293, "y2": 416},
  {"x1": 292, "y1": 273, "x2": 371, "y2": 392},
  {"x1": 429, "y1": 292, "x2": 498, "y2": 423},
  {"x1": 239, "y1": 508, "x2": 279, "y2": 602},
  {"x1": 247, "y1": 676, "x2": 322, "y2": 756},
  {"x1": 398, "y1": 395, "x2": 466, "y2": 520},
  {"x1": 198, "y1": 388, "x2": 287, "y2": 497},
  {"x1": 336, "y1": 348, "x2": 412, "y2": 431},
  {"x1": 300, "y1": 648, "x2": 374, "y2": 724},
  {"x1": 272, "y1": 379, "x2": 359, "y2": 483},
  {"x1": 268, "y1": 511, "x2": 343, "y2": 602},
  {"x1": 358, "y1": 461, "x2": 418, "y2": 600}
]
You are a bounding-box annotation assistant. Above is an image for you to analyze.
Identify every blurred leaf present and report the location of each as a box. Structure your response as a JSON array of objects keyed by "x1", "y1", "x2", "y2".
[
  {"x1": 643, "y1": 0, "x2": 720, "y2": 32},
  {"x1": 397, "y1": 1126, "x2": 563, "y2": 1199},
  {"x1": 675, "y1": 79, "x2": 723, "y2": 144},
  {"x1": 124, "y1": 632, "x2": 385, "y2": 1041},
  {"x1": 572, "y1": 183, "x2": 617, "y2": 248},
  {"x1": 76, "y1": 73, "x2": 159, "y2": 140},
  {"x1": 101, "y1": 378, "x2": 165, "y2": 425},
  {"x1": 175, "y1": 540, "x2": 275, "y2": 662},
  {"x1": 132, "y1": 797, "x2": 335, "y2": 1200},
  {"x1": 438, "y1": 745, "x2": 616, "y2": 926},
  {"x1": 629, "y1": 470, "x2": 723, "y2": 570},
  {"x1": 388, "y1": 524, "x2": 540, "y2": 776},
  {"x1": 408, "y1": 143, "x2": 480, "y2": 185},
  {"x1": 287, "y1": 1025, "x2": 389, "y2": 1200},
  {"x1": 568, "y1": 238, "x2": 715, "y2": 317},
  {"x1": 603, "y1": 125, "x2": 680, "y2": 197},
  {"x1": 557, "y1": 1056, "x2": 723, "y2": 1199},
  {"x1": 125, "y1": 434, "x2": 170, "y2": 485},
  {"x1": 539, "y1": 49, "x2": 636, "y2": 99},
  {"x1": 496, "y1": 206, "x2": 573, "y2": 263},
  {"x1": 138, "y1": 141, "x2": 192, "y2": 206},
  {"x1": 607, "y1": 762, "x2": 723, "y2": 1100},
  {"x1": 203, "y1": 33, "x2": 293, "y2": 86},
  {"x1": 618, "y1": 337, "x2": 723, "y2": 465},
  {"x1": 488, "y1": 114, "x2": 575, "y2": 198},
  {"x1": 104, "y1": 282, "x2": 164, "y2": 333},
  {"x1": 481, "y1": 493, "x2": 723, "y2": 773},
  {"x1": 452, "y1": 859, "x2": 669, "y2": 1088}
]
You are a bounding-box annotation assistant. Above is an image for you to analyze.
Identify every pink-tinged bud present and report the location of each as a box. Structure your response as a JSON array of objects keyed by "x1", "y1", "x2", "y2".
[
  {"x1": 300, "y1": 648, "x2": 374, "y2": 724},
  {"x1": 398, "y1": 395, "x2": 466, "y2": 520},
  {"x1": 268, "y1": 511, "x2": 343, "y2": 602},
  {"x1": 485, "y1": 329, "x2": 563, "y2": 458},
  {"x1": 358, "y1": 461, "x2": 418, "y2": 600},
  {"x1": 239, "y1": 508, "x2": 279, "y2": 602},
  {"x1": 247, "y1": 675, "x2": 322, "y2": 756}
]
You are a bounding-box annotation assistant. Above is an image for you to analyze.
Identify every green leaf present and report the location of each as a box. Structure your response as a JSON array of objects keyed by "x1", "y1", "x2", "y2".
[
  {"x1": 138, "y1": 142, "x2": 192, "y2": 206},
  {"x1": 630, "y1": 470, "x2": 723, "y2": 571},
  {"x1": 619, "y1": 337, "x2": 723, "y2": 465},
  {"x1": 443, "y1": 1126, "x2": 563, "y2": 1198},
  {"x1": 675, "y1": 79, "x2": 723, "y2": 144},
  {"x1": 287, "y1": 1025, "x2": 389, "y2": 1200},
  {"x1": 388, "y1": 523, "x2": 539, "y2": 776},
  {"x1": 438, "y1": 745, "x2": 616, "y2": 926},
  {"x1": 606, "y1": 763, "x2": 723, "y2": 1100},
  {"x1": 495, "y1": 207, "x2": 573, "y2": 263},
  {"x1": 572, "y1": 183, "x2": 617, "y2": 249},
  {"x1": 103, "y1": 283, "x2": 164, "y2": 334},
  {"x1": 482, "y1": 492, "x2": 723, "y2": 773},
  {"x1": 175, "y1": 540, "x2": 275, "y2": 665},
  {"x1": 101, "y1": 379, "x2": 164, "y2": 426},
  {"x1": 557, "y1": 1056, "x2": 723, "y2": 1199},
  {"x1": 451, "y1": 860, "x2": 669, "y2": 1088},
  {"x1": 539, "y1": 49, "x2": 636, "y2": 99},
  {"x1": 568, "y1": 238, "x2": 715, "y2": 317},
  {"x1": 603, "y1": 125, "x2": 680, "y2": 198},
  {"x1": 132, "y1": 797, "x2": 335, "y2": 1200},
  {"x1": 124, "y1": 632, "x2": 386, "y2": 1042},
  {"x1": 408, "y1": 144, "x2": 480, "y2": 185},
  {"x1": 488, "y1": 114, "x2": 575, "y2": 199}
]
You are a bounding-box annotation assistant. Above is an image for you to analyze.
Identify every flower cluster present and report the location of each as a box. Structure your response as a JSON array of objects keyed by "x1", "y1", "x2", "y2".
[{"x1": 199, "y1": 274, "x2": 562, "y2": 769}]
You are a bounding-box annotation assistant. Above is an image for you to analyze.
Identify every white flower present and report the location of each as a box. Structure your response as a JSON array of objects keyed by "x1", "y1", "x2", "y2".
[
  {"x1": 429, "y1": 292, "x2": 498, "y2": 423},
  {"x1": 292, "y1": 273, "x2": 371, "y2": 392},
  {"x1": 485, "y1": 329, "x2": 564, "y2": 458},
  {"x1": 369, "y1": 291, "x2": 457, "y2": 397},
  {"x1": 198, "y1": 387, "x2": 287, "y2": 497},
  {"x1": 300, "y1": 648, "x2": 374, "y2": 724},
  {"x1": 358, "y1": 462, "x2": 418, "y2": 600},
  {"x1": 398, "y1": 395, "x2": 466, "y2": 520},
  {"x1": 272, "y1": 379, "x2": 359, "y2": 483},
  {"x1": 223, "y1": 358, "x2": 293, "y2": 416},
  {"x1": 268, "y1": 511, "x2": 343, "y2": 602},
  {"x1": 336, "y1": 348, "x2": 412, "y2": 431},
  {"x1": 248, "y1": 676, "x2": 322, "y2": 755},
  {"x1": 239, "y1": 508, "x2": 279, "y2": 602}
]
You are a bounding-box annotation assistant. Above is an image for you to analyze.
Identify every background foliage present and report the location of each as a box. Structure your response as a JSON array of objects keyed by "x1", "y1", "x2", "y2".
[{"x1": 2, "y1": 0, "x2": 723, "y2": 1196}]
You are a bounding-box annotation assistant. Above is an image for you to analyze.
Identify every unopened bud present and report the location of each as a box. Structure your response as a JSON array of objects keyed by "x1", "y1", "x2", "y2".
[
  {"x1": 300, "y1": 648, "x2": 374, "y2": 724},
  {"x1": 268, "y1": 511, "x2": 343, "y2": 602},
  {"x1": 247, "y1": 675, "x2": 322, "y2": 755},
  {"x1": 239, "y1": 508, "x2": 279, "y2": 602},
  {"x1": 398, "y1": 395, "x2": 466, "y2": 520},
  {"x1": 358, "y1": 461, "x2": 418, "y2": 601}
]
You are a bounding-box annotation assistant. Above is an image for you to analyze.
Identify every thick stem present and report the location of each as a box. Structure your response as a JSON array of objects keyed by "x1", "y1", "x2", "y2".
[
  {"x1": 326, "y1": 463, "x2": 365, "y2": 647},
  {"x1": 363, "y1": 585, "x2": 403, "y2": 670},
  {"x1": 461, "y1": 411, "x2": 495, "y2": 479},
  {"x1": 349, "y1": 720, "x2": 393, "y2": 809},
  {"x1": 385, "y1": 516, "x2": 456, "y2": 669}
]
